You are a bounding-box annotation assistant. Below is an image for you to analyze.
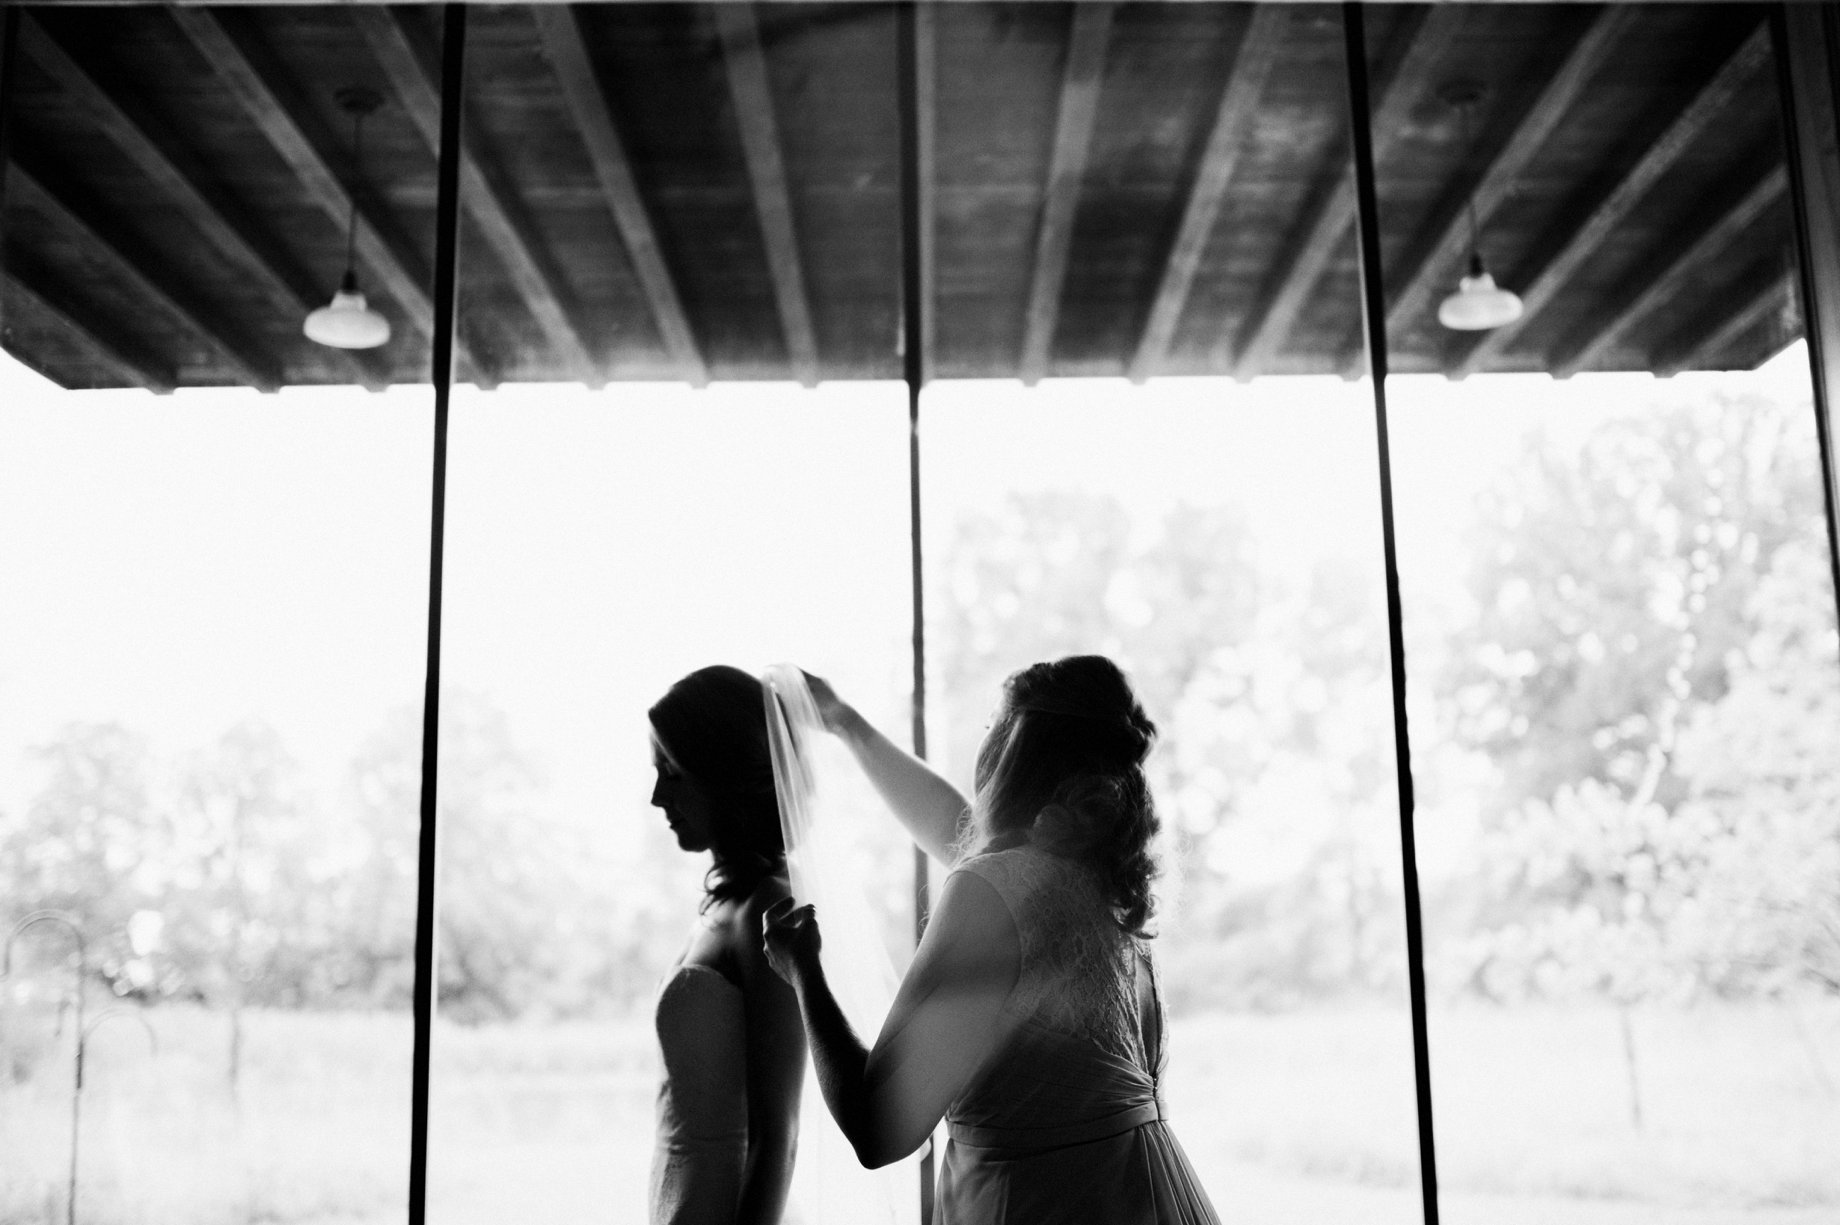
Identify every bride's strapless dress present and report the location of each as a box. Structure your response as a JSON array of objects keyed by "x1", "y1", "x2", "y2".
[{"x1": 650, "y1": 963, "x2": 748, "y2": 1225}]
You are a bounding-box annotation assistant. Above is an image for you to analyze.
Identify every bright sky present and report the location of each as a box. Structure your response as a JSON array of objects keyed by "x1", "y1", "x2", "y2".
[{"x1": 0, "y1": 345, "x2": 1815, "y2": 832}]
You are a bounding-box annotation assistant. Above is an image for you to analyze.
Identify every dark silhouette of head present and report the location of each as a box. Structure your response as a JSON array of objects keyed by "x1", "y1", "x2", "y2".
[
  {"x1": 970, "y1": 654, "x2": 1161, "y2": 936},
  {"x1": 647, "y1": 665, "x2": 785, "y2": 907}
]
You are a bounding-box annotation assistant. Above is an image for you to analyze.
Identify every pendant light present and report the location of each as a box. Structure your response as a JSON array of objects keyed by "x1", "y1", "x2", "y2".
[
  {"x1": 1437, "y1": 83, "x2": 1523, "y2": 333},
  {"x1": 305, "y1": 87, "x2": 391, "y2": 350}
]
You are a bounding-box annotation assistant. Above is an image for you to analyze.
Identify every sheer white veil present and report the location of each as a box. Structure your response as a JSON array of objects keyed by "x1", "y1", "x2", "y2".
[{"x1": 763, "y1": 664, "x2": 919, "y2": 1225}]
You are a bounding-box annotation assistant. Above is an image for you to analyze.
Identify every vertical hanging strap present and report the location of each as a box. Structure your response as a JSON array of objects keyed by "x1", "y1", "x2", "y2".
[
  {"x1": 408, "y1": 8, "x2": 466, "y2": 1225},
  {"x1": 896, "y1": 3, "x2": 935, "y2": 1219},
  {"x1": 0, "y1": 8, "x2": 20, "y2": 350},
  {"x1": 1771, "y1": 5, "x2": 1840, "y2": 639},
  {"x1": 1340, "y1": 7, "x2": 1439, "y2": 1225},
  {"x1": 897, "y1": 0, "x2": 929, "y2": 905}
]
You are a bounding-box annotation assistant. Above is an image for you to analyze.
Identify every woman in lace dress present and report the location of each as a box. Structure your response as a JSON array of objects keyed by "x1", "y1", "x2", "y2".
[
  {"x1": 762, "y1": 656, "x2": 1219, "y2": 1224},
  {"x1": 646, "y1": 666, "x2": 805, "y2": 1225}
]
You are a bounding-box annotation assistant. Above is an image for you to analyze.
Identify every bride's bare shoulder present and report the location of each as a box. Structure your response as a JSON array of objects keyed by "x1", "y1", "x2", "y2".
[
  {"x1": 738, "y1": 872, "x2": 792, "y2": 922},
  {"x1": 713, "y1": 873, "x2": 793, "y2": 964}
]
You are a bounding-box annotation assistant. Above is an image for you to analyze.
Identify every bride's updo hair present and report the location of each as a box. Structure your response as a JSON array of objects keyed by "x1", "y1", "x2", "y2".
[
  {"x1": 647, "y1": 665, "x2": 785, "y2": 907},
  {"x1": 968, "y1": 654, "x2": 1161, "y2": 936}
]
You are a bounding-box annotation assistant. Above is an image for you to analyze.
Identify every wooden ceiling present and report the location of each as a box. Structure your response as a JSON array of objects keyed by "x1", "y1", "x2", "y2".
[{"x1": 0, "y1": 2, "x2": 1799, "y2": 391}]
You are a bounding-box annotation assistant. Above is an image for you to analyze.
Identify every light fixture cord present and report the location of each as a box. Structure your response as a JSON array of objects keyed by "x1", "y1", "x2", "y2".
[
  {"x1": 345, "y1": 107, "x2": 366, "y2": 278},
  {"x1": 1460, "y1": 100, "x2": 1483, "y2": 268}
]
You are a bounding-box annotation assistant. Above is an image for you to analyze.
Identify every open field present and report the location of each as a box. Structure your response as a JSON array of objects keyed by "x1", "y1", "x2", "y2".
[{"x1": 2, "y1": 1001, "x2": 1835, "y2": 1225}]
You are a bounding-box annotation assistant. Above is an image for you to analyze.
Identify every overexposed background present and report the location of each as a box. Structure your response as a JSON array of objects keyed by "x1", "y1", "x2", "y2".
[{"x1": 3, "y1": 345, "x2": 1836, "y2": 1225}]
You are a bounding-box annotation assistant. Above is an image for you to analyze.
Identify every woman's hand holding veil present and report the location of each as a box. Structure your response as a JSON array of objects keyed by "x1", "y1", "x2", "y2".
[
  {"x1": 792, "y1": 669, "x2": 969, "y2": 864},
  {"x1": 761, "y1": 896, "x2": 822, "y2": 987},
  {"x1": 800, "y1": 670, "x2": 857, "y2": 736}
]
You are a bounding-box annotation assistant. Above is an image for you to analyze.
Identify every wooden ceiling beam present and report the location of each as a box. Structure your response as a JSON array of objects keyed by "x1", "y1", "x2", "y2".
[
  {"x1": 11, "y1": 156, "x2": 283, "y2": 390},
  {"x1": 1232, "y1": 6, "x2": 1457, "y2": 380},
  {"x1": 1553, "y1": 162, "x2": 1786, "y2": 377},
  {"x1": 533, "y1": 7, "x2": 707, "y2": 387},
  {"x1": 1372, "y1": 7, "x2": 1633, "y2": 370},
  {"x1": 1450, "y1": 21, "x2": 1770, "y2": 378},
  {"x1": 1653, "y1": 268, "x2": 1793, "y2": 377},
  {"x1": 353, "y1": 7, "x2": 597, "y2": 383},
  {"x1": 20, "y1": 14, "x2": 379, "y2": 389},
  {"x1": 714, "y1": 2, "x2": 819, "y2": 387},
  {"x1": 1019, "y1": 2, "x2": 1114, "y2": 386},
  {"x1": 170, "y1": 8, "x2": 489, "y2": 388},
  {"x1": 5, "y1": 264, "x2": 176, "y2": 393},
  {"x1": 1129, "y1": 6, "x2": 1286, "y2": 384}
]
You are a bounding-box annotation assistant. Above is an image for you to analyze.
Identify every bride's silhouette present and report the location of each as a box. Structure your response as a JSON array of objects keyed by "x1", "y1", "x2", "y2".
[{"x1": 646, "y1": 666, "x2": 804, "y2": 1225}]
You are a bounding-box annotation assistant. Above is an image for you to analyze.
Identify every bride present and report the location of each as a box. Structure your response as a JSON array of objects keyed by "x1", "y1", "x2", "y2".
[{"x1": 645, "y1": 665, "x2": 805, "y2": 1225}]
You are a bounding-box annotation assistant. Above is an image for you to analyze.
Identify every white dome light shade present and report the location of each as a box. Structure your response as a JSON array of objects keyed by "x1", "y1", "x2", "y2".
[
  {"x1": 1438, "y1": 257, "x2": 1524, "y2": 332},
  {"x1": 304, "y1": 272, "x2": 391, "y2": 349}
]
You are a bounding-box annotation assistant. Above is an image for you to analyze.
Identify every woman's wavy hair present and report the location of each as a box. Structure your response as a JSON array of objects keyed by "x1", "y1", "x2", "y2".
[
  {"x1": 964, "y1": 655, "x2": 1161, "y2": 936},
  {"x1": 647, "y1": 665, "x2": 785, "y2": 909}
]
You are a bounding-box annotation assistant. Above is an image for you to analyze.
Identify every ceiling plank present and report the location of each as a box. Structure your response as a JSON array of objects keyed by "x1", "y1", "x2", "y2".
[
  {"x1": 1129, "y1": 5, "x2": 1286, "y2": 384},
  {"x1": 1553, "y1": 163, "x2": 1786, "y2": 377},
  {"x1": 5, "y1": 265, "x2": 176, "y2": 393},
  {"x1": 1232, "y1": 5, "x2": 1457, "y2": 380},
  {"x1": 12, "y1": 155, "x2": 283, "y2": 390},
  {"x1": 1450, "y1": 21, "x2": 1771, "y2": 378},
  {"x1": 714, "y1": 2, "x2": 819, "y2": 387},
  {"x1": 1018, "y1": 2, "x2": 1114, "y2": 386},
  {"x1": 353, "y1": 7, "x2": 598, "y2": 382},
  {"x1": 169, "y1": 8, "x2": 490, "y2": 388},
  {"x1": 1654, "y1": 268, "x2": 1793, "y2": 376},
  {"x1": 1374, "y1": 7, "x2": 1633, "y2": 369},
  {"x1": 533, "y1": 7, "x2": 706, "y2": 387},
  {"x1": 20, "y1": 14, "x2": 374, "y2": 389}
]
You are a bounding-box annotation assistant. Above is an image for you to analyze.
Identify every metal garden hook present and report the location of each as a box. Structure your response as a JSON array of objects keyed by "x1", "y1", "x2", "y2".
[{"x1": 3, "y1": 910, "x2": 93, "y2": 1225}]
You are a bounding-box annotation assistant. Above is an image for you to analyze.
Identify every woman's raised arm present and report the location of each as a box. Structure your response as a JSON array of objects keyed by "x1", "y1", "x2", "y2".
[{"x1": 803, "y1": 673, "x2": 969, "y2": 864}]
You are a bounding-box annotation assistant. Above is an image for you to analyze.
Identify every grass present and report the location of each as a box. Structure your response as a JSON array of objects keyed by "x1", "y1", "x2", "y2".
[
  {"x1": 1166, "y1": 1002, "x2": 1840, "y2": 1223},
  {"x1": 1, "y1": 1000, "x2": 1835, "y2": 1225}
]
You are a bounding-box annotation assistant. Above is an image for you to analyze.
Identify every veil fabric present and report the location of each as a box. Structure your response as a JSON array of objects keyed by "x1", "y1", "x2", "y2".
[{"x1": 763, "y1": 665, "x2": 919, "y2": 1225}]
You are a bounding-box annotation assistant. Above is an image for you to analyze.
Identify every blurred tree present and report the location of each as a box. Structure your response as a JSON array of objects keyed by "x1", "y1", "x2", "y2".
[
  {"x1": 1446, "y1": 392, "x2": 1840, "y2": 1001},
  {"x1": 334, "y1": 691, "x2": 596, "y2": 1022},
  {"x1": 1449, "y1": 392, "x2": 1817, "y2": 807},
  {"x1": 1, "y1": 695, "x2": 726, "y2": 1022},
  {"x1": 168, "y1": 721, "x2": 309, "y2": 1084},
  {"x1": 1674, "y1": 537, "x2": 1840, "y2": 994},
  {"x1": 935, "y1": 492, "x2": 1263, "y2": 872},
  {"x1": 329, "y1": 689, "x2": 700, "y2": 1021},
  {"x1": 934, "y1": 491, "x2": 1401, "y2": 1008},
  {"x1": 0, "y1": 723, "x2": 163, "y2": 995}
]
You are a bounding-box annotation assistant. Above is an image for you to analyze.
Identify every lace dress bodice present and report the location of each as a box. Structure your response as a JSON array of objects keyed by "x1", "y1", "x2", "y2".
[
  {"x1": 945, "y1": 846, "x2": 1164, "y2": 1142},
  {"x1": 954, "y1": 845, "x2": 1158, "y2": 1070}
]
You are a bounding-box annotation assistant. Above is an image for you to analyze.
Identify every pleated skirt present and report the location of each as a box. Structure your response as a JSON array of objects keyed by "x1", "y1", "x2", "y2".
[{"x1": 936, "y1": 1119, "x2": 1220, "y2": 1225}]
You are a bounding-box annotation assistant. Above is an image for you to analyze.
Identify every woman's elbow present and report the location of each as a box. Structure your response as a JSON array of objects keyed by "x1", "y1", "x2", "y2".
[{"x1": 850, "y1": 1128, "x2": 927, "y2": 1171}]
